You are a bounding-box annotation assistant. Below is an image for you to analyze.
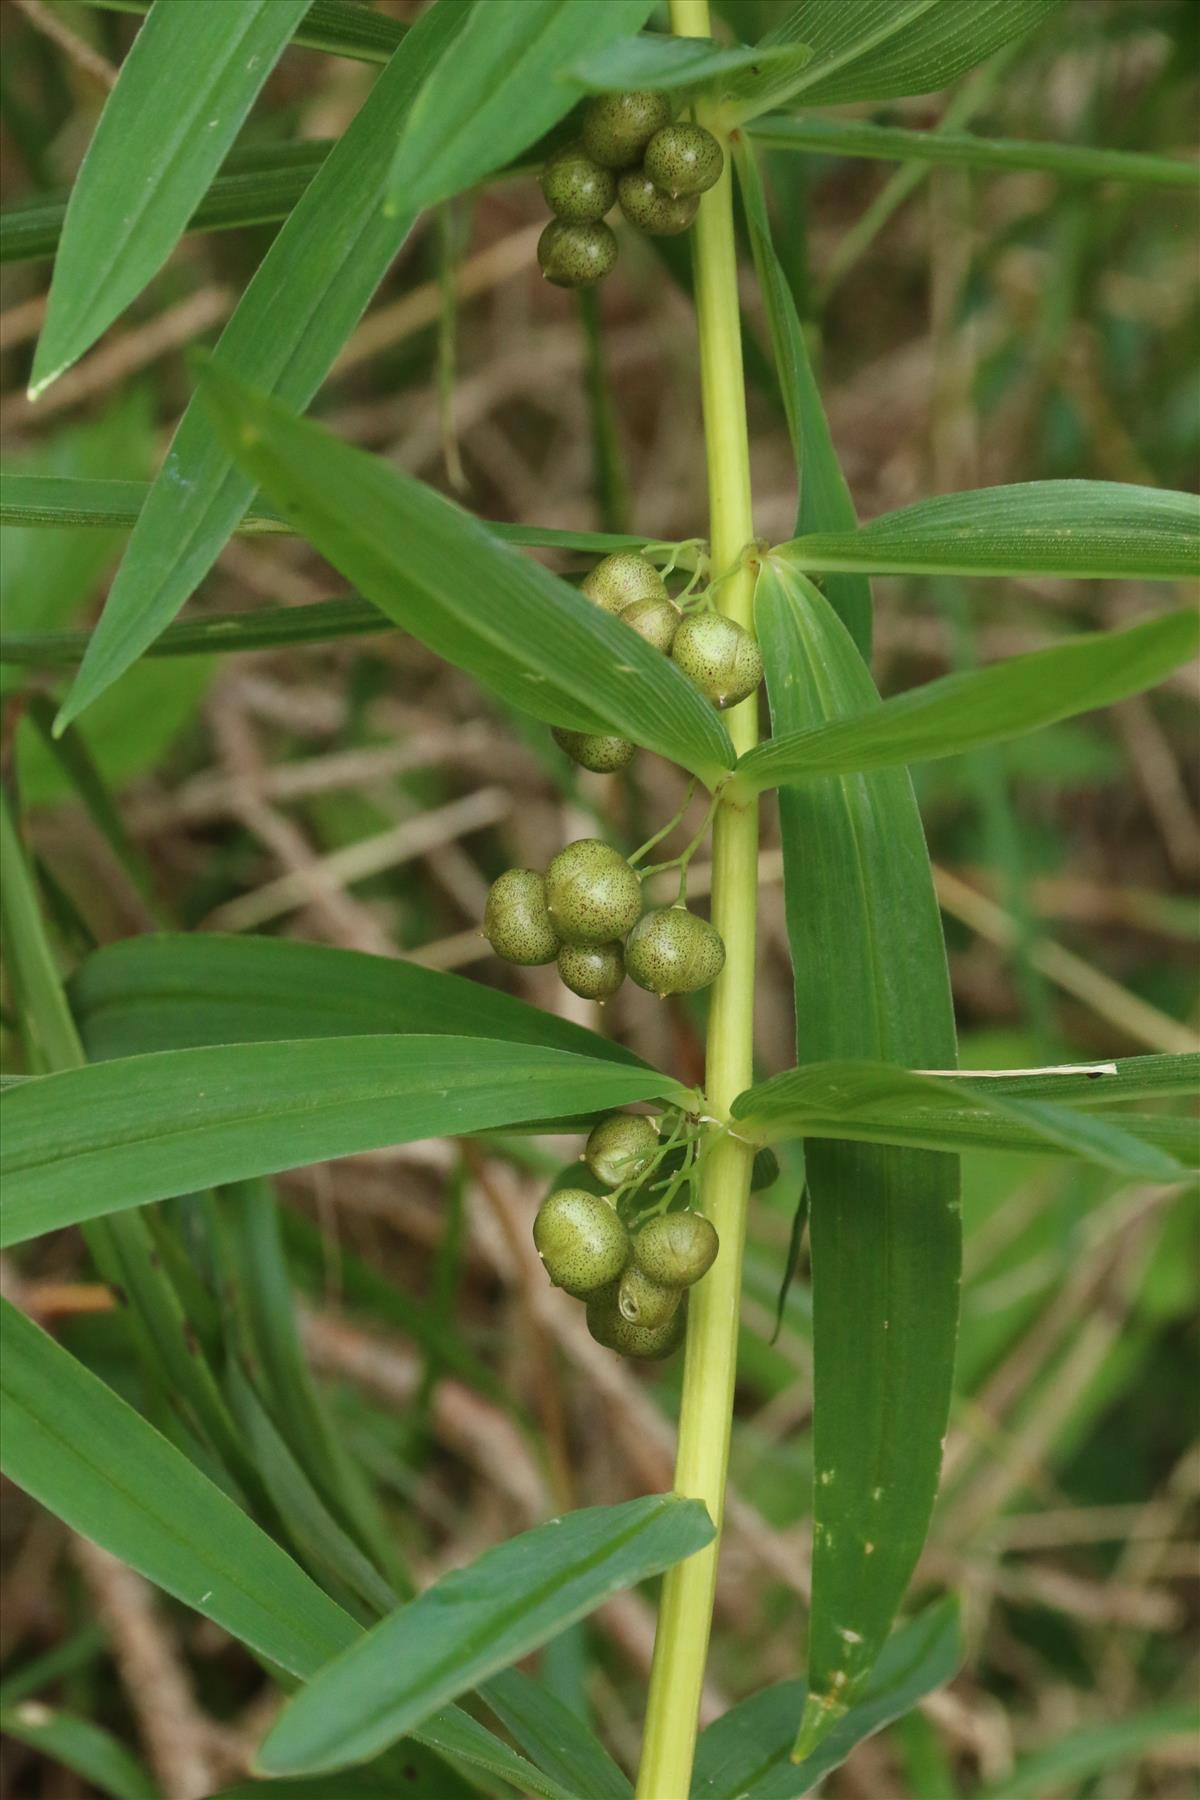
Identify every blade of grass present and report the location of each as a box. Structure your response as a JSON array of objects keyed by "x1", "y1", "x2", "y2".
[
  {"x1": 2, "y1": 598, "x2": 389, "y2": 665},
  {"x1": 481, "y1": 1667, "x2": 634, "y2": 1800},
  {"x1": 83, "y1": 0, "x2": 408, "y2": 65},
  {"x1": 0, "y1": 1704, "x2": 162, "y2": 1800}
]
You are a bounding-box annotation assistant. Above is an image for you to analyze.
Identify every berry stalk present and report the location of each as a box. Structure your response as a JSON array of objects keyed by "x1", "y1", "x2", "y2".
[{"x1": 635, "y1": 1, "x2": 760, "y2": 1792}]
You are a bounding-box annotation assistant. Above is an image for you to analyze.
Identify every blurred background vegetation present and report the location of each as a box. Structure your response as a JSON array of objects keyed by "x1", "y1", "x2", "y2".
[{"x1": 0, "y1": 1, "x2": 1196, "y2": 1795}]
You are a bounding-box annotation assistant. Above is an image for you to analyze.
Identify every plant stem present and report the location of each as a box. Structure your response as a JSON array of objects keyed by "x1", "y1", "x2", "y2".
[{"x1": 636, "y1": 3, "x2": 760, "y2": 1793}]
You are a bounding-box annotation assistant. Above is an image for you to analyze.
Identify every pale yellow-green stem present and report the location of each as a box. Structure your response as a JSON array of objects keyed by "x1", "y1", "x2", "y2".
[{"x1": 635, "y1": 2, "x2": 759, "y2": 1793}]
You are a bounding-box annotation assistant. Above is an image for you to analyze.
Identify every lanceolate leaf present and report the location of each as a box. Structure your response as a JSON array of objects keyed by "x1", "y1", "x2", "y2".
[
  {"x1": 30, "y1": 0, "x2": 310, "y2": 395},
  {"x1": 737, "y1": 607, "x2": 1199, "y2": 792},
  {"x1": 199, "y1": 363, "x2": 734, "y2": 782},
  {"x1": 0, "y1": 1705, "x2": 161, "y2": 1800},
  {"x1": 568, "y1": 34, "x2": 811, "y2": 99},
  {"x1": 385, "y1": 0, "x2": 657, "y2": 217},
  {"x1": 86, "y1": 0, "x2": 408, "y2": 66},
  {"x1": 757, "y1": 560, "x2": 959, "y2": 1759},
  {"x1": 778, "y1": 481, "x2": 1200, "y2": 581},
  {"x1": 258, "y1": 1496, "x2": 714, "y2": 1775},
  {"x1": 481, "y1": 1668, "x2": 633, "y2": 1800},
  {"x1": 0, "y1": 1037, "x2": 686, "y2": 1246},
  {"x1": 2, "y1": 598, "x2": 389, "y2": 666}
]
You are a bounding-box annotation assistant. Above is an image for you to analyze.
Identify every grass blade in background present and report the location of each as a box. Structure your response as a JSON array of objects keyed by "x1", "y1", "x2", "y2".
[
  {"x1": 481, "y1": 1668, "x2": 634, "y2": 1800},
  {"x1": 0, "y1": 1705, "x2": 162, "y2": 1800},
  {"x1": 736, "y1": 607, "x2": 1200, "y2": 790},
  {"x1": 972, "y1": 1704, "x2": 1198, "y2": 1800},
  {"x1": 84, "y1": 0, "x2": 408, "y2": 66},
  {"x1": 2, "y1": 598, "x2": 390, "y2": 665},
  {"x1": 30, "y1": 0, "x2": 310, "y2": 395},
  {"x1": 200, "y1": 364, "x2": 734, "y2": 782},
  {"x1": 568, "y1": 34, "x2": 811, "y2": 100},
  {"x1": 258, "y1": 1495, "x2": 714, "y2": 1775}
]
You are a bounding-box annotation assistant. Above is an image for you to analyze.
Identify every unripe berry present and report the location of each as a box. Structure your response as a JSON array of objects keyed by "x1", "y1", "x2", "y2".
[
  {"x1": 581, "y1": 551, "x2": 667, "y2": 615},
  {"x1": 624, "y1": 905, "x2": 725, "y2": 997},
  {"x1": 585, "y1": 1112, "x2": 660, "y2": 1188},
  {"x1": 670, "y1": 612, "x2": 763, "y2": 708},
  {"x1": 620, "y1": 594, "x2": 681, "y2": 654},
  {"x1": 537, "y1": 219, "x2": 617, "y2": 289},
  {"x1": 540, "y1": 142, "x2": 617, "y2": 223},
  {"x1": 533, "y1": 1188, "x2": 629, "y2": 1297},
  {"x1": 581, "y1": 90, "x2": 672, "y2": 170},
  {"x1": 751, "y1": 1146, "x2": 781, "y2": 1192},
  {"x1": 483, "y1": 868, "x2": 560, "y2": 966},
  {"x1": 617, "y1": 1264, "x2": 680, "y2": 1330},
  {"x1": 558, "y1": 941, "x2": 625, "y2": 1002},
  {"x1": 617, "y1": 170, "x2": 700, "y2": 237},
  {"x1": 545, "y1": 838, "x2": 642, "y2": 947},
  {"x1": 633, "y1": 1210, "x2": 719, "y2": 1289},
  {"x1": 644, "y1": 122, "x2": 724, "y2": 197},
  {"x1": 551, "y1": 727, "x2": 635, "y2": 773},
  {"x1": 586, "y1": 1281, "x2": 687, "y2": 1359}
]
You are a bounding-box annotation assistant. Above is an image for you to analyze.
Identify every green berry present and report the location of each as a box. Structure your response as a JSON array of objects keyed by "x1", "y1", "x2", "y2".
[
  {"x1": 581, "y1": 551, "x2": 668, "y2": 615},
  {"x1": 585, "y1": 1112, "x2": 660, "y2": 1188},
  {"x1": 534, "y1": 1188, "x2": 630, "y2": 1297},
  {"x1": 670, "y1": 612, "x2": 763, "y2": 708},
  {"x1": 540, "y1": 142, "x2": 617, "y2": 223},
  {"x1": 633, "y1": 1210, "x2": 719, "y2": 1289},
  {"x1": 537, "y1": 219, "x2": 617, "y2": 289},
  {"x1": 644, "y1": 122, "x2": 724, "y2": 197},
  {"x1": 586, "y1": 1281, "x2": 687, "y2": 1359},
  {"x1": 551, "y1": 727, "x2": 635, "y2": 773},
  {"x1": 617, "y1": 1264, "x2": 680, "y2": 1330},
  {"x1": 581, "y1": 91, "x2": 672, "y2": 170},
  {"x1": 620, "y1": 594, "x2": 681, "y2": 654},
  {"x1": 624, "y1": 905, "x2": 725, "y2": 997},
  {"x1": 558, "y1": 941, "x2": 625, "y2": 1002},
  {"x1": 751, "y1": 1147, "x2": 780, "y2": 1192},
  {"x1": 617, "y1": 169, "x2": 700, "y2": 237},
  {"x1": 483, "y1": 868, "x2": 560, "y2": 966},
  {"x1": 545, "y1": 838, "x2": 642, "y2": 947}
]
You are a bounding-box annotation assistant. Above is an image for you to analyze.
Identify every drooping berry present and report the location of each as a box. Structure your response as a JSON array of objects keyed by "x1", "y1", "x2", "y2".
[
  {"x1": 624, "y1": 905, "x2": 725, "y2": 996},
  {"x1": 670, "y1": 612, "x2": 763, "y2": 708},
  {"x1": 586, "y1": 1281, "x2": 687, "y2": 1359},
  {"x1": 551, "y1": 727, "x2": 635, "y2": 773},
  {"x1": 581, "y1": 551, "x2": 668, "y2": 615},
  {"x1": 537, "y1": 219, "x2": 617, "y2": 289},
  {"x1": 617, "y1": 170, "x2": 700, "y2": 237},
  {"x1": 581, "y1": 90, "x2": 673, "y2": 170},
  {"x1": 483, "y1": 869, "x2": 560, "y2": 966},
  {"x1": 545, "y1": 838, "x2": 642, "y2": 947},
  {"x1": 620, "y1": 594, "x2": 681, "y2": 654},
  {"x1": 633, "y1": 1210, "x2": 719, "y2": 1289},
  {"x1": 585, "y1": 1112, "x2": 660, "y2": 1188},
  {"x1": 751, "y1": 1146, "x2": 781, "y2": 1192},
  {"x1": 558, "y1": 941, "x2": 625, "y2": 1002},
  {"x1": 533, "y1": 1188, "x2": 630, "y2": 1297},
  {"x1": 540, "y1": 142, "x2": 617, "y2": 223},
  {"x1": 644, "y1": 122, "x2": 724, "y2": 197},
  {"x1": 617, "y1": 1264, "x2": 680, "y2": 1330}
]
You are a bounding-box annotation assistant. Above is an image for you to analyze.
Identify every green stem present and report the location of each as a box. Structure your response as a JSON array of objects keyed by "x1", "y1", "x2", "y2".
[{"x1": 636, "y1": 3, "x2": 760, "y2": 1794}]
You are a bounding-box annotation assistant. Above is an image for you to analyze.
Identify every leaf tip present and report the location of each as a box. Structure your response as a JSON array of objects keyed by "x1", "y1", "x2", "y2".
[{"x1": 791, "y1": 1690, "x2": 846, "y2": 1763}]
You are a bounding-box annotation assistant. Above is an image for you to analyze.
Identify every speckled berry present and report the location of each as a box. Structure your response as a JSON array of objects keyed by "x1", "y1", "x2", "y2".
[
  {"x1": 581, "y1": 90, "x2": 672, "y2": 170},
  {"x1": 483, "y1": 868, "x2": 560, "y2": 966},
  {"x1": 633, "y1": 1210, "x2": 719, "y2": 1289},
  {"x1": 644, "y1": 122, "x2": 724, "y2": 197},
  {"x1": 624, "y1": 905, "x2": 725, "y2": 997},
  {"x1": 617, "y1": 169, "x2": 700, "y2": 237},
  {"x1": 751, "y1": 1147, "x2": 780, "y2": 1192},
  {"x1": 581, "y1": 551, "x2": 668, "y2": 615},
  {"x1": 620, "y1": 594, "x2": 681, "y2": 654},
  {"x1": 586, "y1": 1281, "x2": 687, "y2": 1359},
  {"x1": 551, "y1": 728, "x2": 635, "y2": 774},
  {"x1": 558, "y1": 941, "x2": 625, "y2": 1002},
  {"x1": 540, "y1": 142, "x2": 617, "y2": 223},
  {"x1": 537, "y1": 219, "x2": 617, "y2": 289},
  {"x1": 545, "y1": 838, "x2": 642, "y2": 947},
  {"x1": 670, "y1": 612, "x2": 763, "y2": 708},
  {"x1": 617, "y1": 1264, "x2": 680, "y2": 1330},
  {"x1": 534, "y1": 1188, "x2": 630, "y2": 1296},
  {"x1": 585, "y1": 1112, "x2": 660, "y2": 1188}
]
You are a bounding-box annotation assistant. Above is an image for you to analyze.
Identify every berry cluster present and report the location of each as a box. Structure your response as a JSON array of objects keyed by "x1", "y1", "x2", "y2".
[
  {"x1": 538, "y1": 91, "x2": 725, "y2": 289},
  {"x1": 533, "y1": 1113, "x2": 720, "y2": 1359}
]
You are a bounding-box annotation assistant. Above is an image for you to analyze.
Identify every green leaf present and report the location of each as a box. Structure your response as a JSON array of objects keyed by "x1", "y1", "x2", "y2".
[
  {"x1": 748, "y1": 114, "x2": 1200, "y2": 189},
  {"x1": 199, "y1": 362, "x2": 734, "y2": 782},
  {"x1": 737, "y1": 607, "x2": 1200, "y2": 792},
  {"x1": 2, "y1": 598, "x2": 389, "y2": 666},
  {"x1": 30, "y1": 0, "x2": 310, "y2": 395},
  {"x1": 413, "y1": 1705, "x2": 581, "y2": 1800},
  {"x1": 54, "y1": 0, "x2": 469, "y2": 734},
  {"x1": 757, "y1": 559, "x2": 959, "y2": 1759},
  {"x1": 385, "y1": 0, "x2": 656, "y2": 217},
  {"x1": 0, "y1": 1704, "x2": 161, "y2": 1800},
  {"x1": 258, "y1": 1495, "x2": 714, "y2": 1775},
  {"x1": 0, "y1": 1036, "x2": 686, "y2": 1246},
  {"x1": 70, "y1": 932, "x2": 651, "y2": 1069},
  {"x1": 481, "y1": 1667, "x2": 633, "y2": 1800},
  {"x1": 568, "y1": 33, "x2": 811, "y2": 100},
  {"x1": 972, "y1": 1703, "x2": 1198, "y2": 1800},
  {"x1": 85, "y1": 0, "x2": 408, "y2": 65},
  {"x1": 778, "y1": 481, "x2": 1200, "y2": 580},
  {"x1": 690, "y1": 1597, "x2": 962, "y2": 1799}
]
